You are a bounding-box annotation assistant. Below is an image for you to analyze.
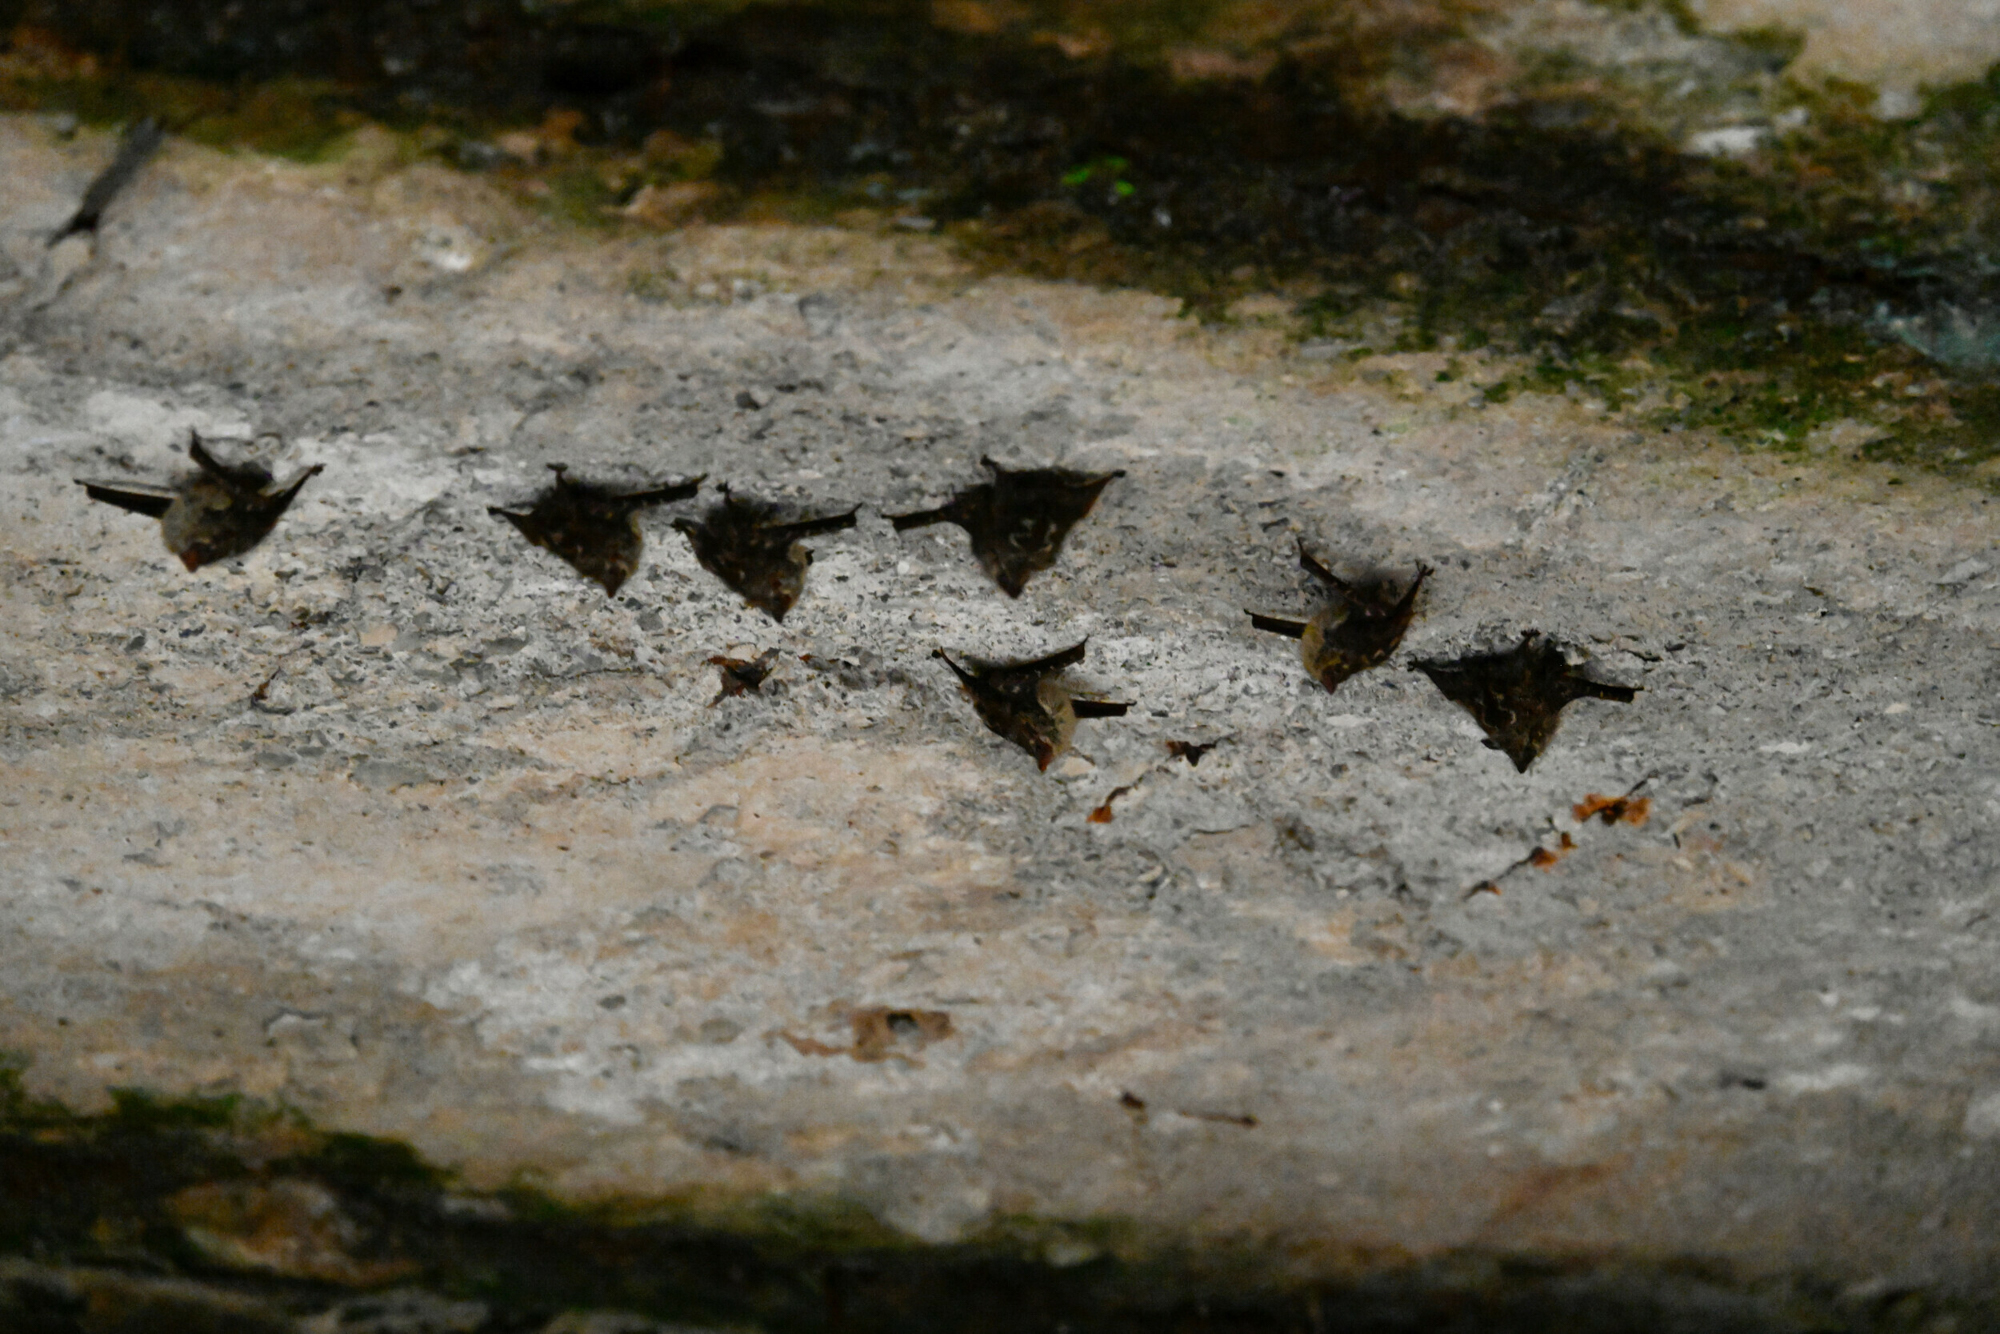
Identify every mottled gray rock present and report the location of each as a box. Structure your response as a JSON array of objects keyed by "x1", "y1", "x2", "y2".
[{"x1": 1, "y1": 114, "x2": 1997, "y2": 1303}]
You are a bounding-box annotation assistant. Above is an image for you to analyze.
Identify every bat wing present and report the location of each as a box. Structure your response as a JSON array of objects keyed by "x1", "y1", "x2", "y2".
[
  {"x1": 932, "y1": 647, "x2": 982, "y2": 691},
  {"x1": 890, "y1": 502, "x2": 958, "y2": 531},
  {"x1": 188, "y1": 433, "x2": 273, "y2": 489},
  {"x1": 1294, "y1": 539, "x2": 1354, "y2": 594},
  {"x1": 77, "y1": 479, "x2": 175, "y2": 518},
  {"x1": 773, "y1": 508, "x2": 859, "y2": 541},
  {"x1": 617, "y1": 476, "x2": 704, "y2": 508},
  {"x1": 261, "y1": 464, "x2": 324, "y2": 508},
  {"x1": 1249, "y1": 612, "x2": 1309, "y2": 639},
  {"x1": 1011, "y1": 639, "x2": 1089, "y2": 675}
]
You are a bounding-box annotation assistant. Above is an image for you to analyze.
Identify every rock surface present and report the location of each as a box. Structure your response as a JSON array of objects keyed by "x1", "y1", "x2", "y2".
[{"x1": 2, "y1": 112, "x2": 1998, "y2": 1308}]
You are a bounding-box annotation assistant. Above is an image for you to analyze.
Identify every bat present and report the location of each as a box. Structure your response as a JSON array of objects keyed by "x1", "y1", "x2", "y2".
[
  {"x1": 1249, "y1": 538, "x2": 1431, "y2": 693},
  {"x1": 708, "y1": 647, "x2": 781, "y2": 704},
  {"x1": 76, "y1": 431, "x2": 322, "y2": 570},
  {"x1": 672, "y1": 489, "x2": 857, "y2": 621},
  {"x1": 891, "y1": 456, "x2": 1125, "y2": 596},
  {"x1": 1415, "y1": 630, "x2": 1640, "y2": 771},
  {"x1": 489, "y1": 463, "x2": 702, "y2": 596},
  {"x1": 51, "y1": 117, "x2": 165, "y2": 245},
  {"x1": 934, "y1": 639, "x2": 1129, "y2": 770}
]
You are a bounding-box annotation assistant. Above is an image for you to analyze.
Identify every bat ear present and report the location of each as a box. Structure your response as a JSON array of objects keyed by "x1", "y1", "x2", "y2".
[{"x1": 188, "y1": 431, "x2": 224, "y2": 475}]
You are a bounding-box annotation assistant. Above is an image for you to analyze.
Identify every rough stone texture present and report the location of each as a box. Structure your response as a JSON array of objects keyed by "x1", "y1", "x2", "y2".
[
  {"x1": 1687, "y1": 0, "x2": 2000, "y2": 91},
  {"x1": 1, "y1": 115, "x2": 1998, "y2": 1301}
]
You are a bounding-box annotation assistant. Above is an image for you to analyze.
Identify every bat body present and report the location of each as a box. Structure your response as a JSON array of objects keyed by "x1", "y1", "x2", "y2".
[
  {"x1": 709, "y1": 647, "x2": 781, "y2": 704},
  {"x1": 77, "y1": 433, "x2": 321, "y2": 570},
  {"x1": 490, "y1": 464, "x2": 702, "y2": 596},
  {"x1": 935, "y1": 639, "x2": 1129, "y2": 770},
  {"x1": 893, "y1": 456, "x2": 1124, "y2": 596},
  {"x1": 1416, "y1": 631, "x2": 1639, "y2": 771},
  {"x1": 674, "y1": 492, "x2": 857, "y2": 621},
  {"x1": 1250, "y1": 540, "x2": 1431, "y2": 693}
]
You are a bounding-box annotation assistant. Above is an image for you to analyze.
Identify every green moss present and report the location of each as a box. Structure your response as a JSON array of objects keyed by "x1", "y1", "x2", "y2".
[
  {"x1": 1729, "y1": 24, "x2": 1808, "y2": 71},
  {"x1": 0, "y1": 1079, "x2": 1993, "y2": 1331},
  {"x1": 286, "y1": 1131, "x2": 449, "y2": 1194},
  {"x1": 10, "y1": 4, "x2": 2000, "y2": 490}
]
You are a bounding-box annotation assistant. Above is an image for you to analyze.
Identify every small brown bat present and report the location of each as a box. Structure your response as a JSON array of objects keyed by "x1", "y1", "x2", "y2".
[
  {"x1": 934, "y1": 639, "x2": 1130, "y2": 770},
  {"x1": 1415, "y1": 630, "x2": 1640, "y2": 772},
  {"x1": 890, "y1": 456, "x2": 1125, "y2": 597},
  {"x1": 708, "y1": 647, "x2": 781, "y2": 704},
  {"x1": 672, "y1": 490, "x2": 858, "y2": 621},
  {"x1": 1249, "y1": 540, "x2": 1431, "y2": 693},
  {"x1": 75, "y1": 431, "x2": 322, "y2": 571},
  {"x1": 489, "y1": 463, "x2": 702, "y2": 596}
]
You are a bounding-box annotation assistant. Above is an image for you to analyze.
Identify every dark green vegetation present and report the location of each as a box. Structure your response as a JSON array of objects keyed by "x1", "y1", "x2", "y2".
[
  {"x1": 0, "y1": 1071, "x2": 1964, "y2": 1332},
  {"x1": 6, "y1": 1, "x2": 2000, "y2": 477}
]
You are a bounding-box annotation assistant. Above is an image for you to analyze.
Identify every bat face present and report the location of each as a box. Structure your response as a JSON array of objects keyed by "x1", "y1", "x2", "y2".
[
  {"x1": 674, "y1": 493, "x2": 857, "y2": 621},
  {"x1": 1415, "y1": 631, "x2": 1640, "y2": 771},
  {"x1": 79, "y1": 432, "x2": 322, "y2": 571},
  {"x1": 489, "y1": 464, "x2": 701, "y2": 596},
  {"x1": 1300, "y1": 562, "x2": 1431, "y2": 692},
  {"x1": 892, "y1": 457, "x2": 1124, "y2": 597},
  {"x1": 935, "y1": 640, "x2": 1128, "y2": 770}
]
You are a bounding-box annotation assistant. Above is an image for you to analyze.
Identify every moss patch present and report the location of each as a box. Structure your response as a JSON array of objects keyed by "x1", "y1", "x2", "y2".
[
  {"x1": 11, "y1": 3, "x2": 2000, "y2": 485},
  {"x1": 0, "y1": 1072, "x2": 1970, "y2": 1331}
]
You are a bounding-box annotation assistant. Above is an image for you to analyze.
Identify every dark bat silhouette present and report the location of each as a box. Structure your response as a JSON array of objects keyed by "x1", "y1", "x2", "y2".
[
  {"x1": 1415, "y1": 630, "x2": 1639, "y2": 772},
  {"x1": 1249, "y1": 539, "x2": 1431, "y2": 693},
  {"x1": 673, "y1": 490, "x2": 857, "y2": 621},
  {"x1": 935, "y1": 639, "x2": 1129, "y2": 770},
  {"x1": 708, "y1": 647, "x2": 781, "y2": 704},
  {"x1": 891, "y1": 456, "x2": 1125, "y2": 596},
  {"x1": 76, "y1": 431, "x2": 322, "y2": 570},
  {"x1": 1165, "y1": 739, "x2": 1220, "y2": 766},
  {"x1": 51, "y1": 117, "x2": 165, "y2": 245},
  {"x1": 489, "y1": 463, "x2": 702, "y2": 596}
]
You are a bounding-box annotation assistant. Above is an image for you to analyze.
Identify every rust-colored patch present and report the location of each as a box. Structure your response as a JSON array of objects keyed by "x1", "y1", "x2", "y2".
[
  {"x1": 1573, "y1": 793, "x2": 1652, "y2": 826},
  {"x1": 1529, "y1": 832, "x2": 1578, "y2": 870},
  {"x1": 780, "y1": 1006, "x2": 955, "y2": 1065},
  {"x1": 168, "y1": 1178, "x2": 415, "y2": 1285},
  {"x1": 1164, "y1": 739, "x2": 1218, "y2": 765},
  {"x1": 851, "y1": 1006, "x2": 954, "y2": 1060},
  {"x1": 1088, "y1": 784, "x2": 1134, "y2": 823}
]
